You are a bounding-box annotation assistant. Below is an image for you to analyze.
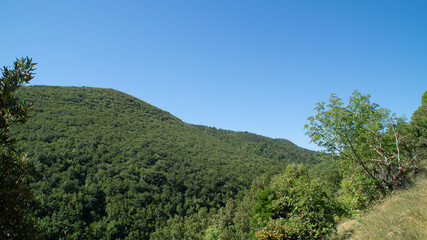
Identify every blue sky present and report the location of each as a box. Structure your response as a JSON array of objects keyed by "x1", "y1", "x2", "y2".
[{"x1": 2, "y1": 0, "x2": 426, "y2": 150}]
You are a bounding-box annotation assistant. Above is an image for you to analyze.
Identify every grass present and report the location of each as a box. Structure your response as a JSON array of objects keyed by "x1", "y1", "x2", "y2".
[{"x1": 334, "y1": 176, "x2": 427, "y2": 240}]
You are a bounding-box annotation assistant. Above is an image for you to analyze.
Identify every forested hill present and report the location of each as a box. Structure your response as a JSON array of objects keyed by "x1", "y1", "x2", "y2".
[
  {"x1": 12, "y1": 85, "x2": 320, "y2": 239},
  {"x1": 195, "y1": 125, "x2": 320, "y2": 164}
]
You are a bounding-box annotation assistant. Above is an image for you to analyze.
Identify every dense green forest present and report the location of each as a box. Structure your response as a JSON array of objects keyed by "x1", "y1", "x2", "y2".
[
  {"x1": 10, "y1": 85, "x2": 321, "y2": 239},
  {"x1": 1, "y1": 59, "x2": 425, "y2": 239}
]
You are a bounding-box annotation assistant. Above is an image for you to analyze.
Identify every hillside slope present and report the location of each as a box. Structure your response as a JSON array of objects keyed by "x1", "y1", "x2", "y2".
[
  {"x1": 195, "y1": 125, "x2": 320, "y2": 165},
  {"x1": 335, "y1": 171, "x2": 427, "y2": 240},
  {"x1": 12, "y1": 85, "x2": 319, "y2": 239}
]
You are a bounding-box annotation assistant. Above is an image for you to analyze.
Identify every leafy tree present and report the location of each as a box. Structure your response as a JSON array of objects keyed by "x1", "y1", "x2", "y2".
[
  {"x1": 410, "y1": 91, "x2": 427, "y2": 160},
  {"x1": 337, "y1": 171, "x2": 383, "y2": 212},
  {"x1": 0, "y1": 57, "x2": 39, "y2": 239},
  {"x1": 252, "y1": 165, "x2": 338, "y2": 239},
  {"x1": 305, "y1": 90, "x2": 420, "y2": 195}
]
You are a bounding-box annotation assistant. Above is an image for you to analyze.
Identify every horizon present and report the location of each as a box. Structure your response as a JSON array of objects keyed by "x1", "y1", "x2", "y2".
[{"x1": 2, "y1": 0, "x2": 426, "y2": 150}]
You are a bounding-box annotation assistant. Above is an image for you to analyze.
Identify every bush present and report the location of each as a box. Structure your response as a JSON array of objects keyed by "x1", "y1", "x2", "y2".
[{"x1": 252, "y1": 165, "x2": 339, "y2": 239}]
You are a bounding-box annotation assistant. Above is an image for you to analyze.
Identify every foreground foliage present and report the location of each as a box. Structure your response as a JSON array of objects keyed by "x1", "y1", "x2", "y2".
[
  {"x1": 305, "y1": 91, "x2": 422, "y2": 209},
  {"x1": 0, "y1": 57, "x2": 40, "y2": 239},
  {"x1": 335, "y1": 176, "x2": 427, "y2": 240},
  {"x1": 153, "y1": 165, "x2": 340, "y2": 240},
  {"x1": 411, "y1": 91, "x2": 427, "y2": 161},
  {"x1": 252, "y1": 165, "x2": 339, "y2": 239}
]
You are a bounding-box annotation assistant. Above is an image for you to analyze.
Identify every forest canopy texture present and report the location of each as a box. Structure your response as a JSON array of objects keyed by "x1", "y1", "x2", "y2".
[{"x1": 10, "y1": 85, "x2": 320, "y2": 239}]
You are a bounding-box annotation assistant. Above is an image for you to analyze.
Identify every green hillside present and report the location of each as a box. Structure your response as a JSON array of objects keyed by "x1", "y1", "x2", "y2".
[
  {"x1": 12, "y1": 85, "x2": 319, "y2": 239},
  {"x1": 195, "y1": 126, "x2": 320, "y2": 165}
]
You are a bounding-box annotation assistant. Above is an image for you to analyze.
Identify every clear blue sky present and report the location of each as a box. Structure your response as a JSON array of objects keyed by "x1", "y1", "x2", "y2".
[{"x1": 2, "y1": 0, "x2": 426, "y2": 150}]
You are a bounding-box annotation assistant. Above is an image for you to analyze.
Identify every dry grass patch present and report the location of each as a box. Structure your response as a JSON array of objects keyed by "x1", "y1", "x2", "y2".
[{"x1": 334, "y1": 177, "x2": 427, "y2": 240}]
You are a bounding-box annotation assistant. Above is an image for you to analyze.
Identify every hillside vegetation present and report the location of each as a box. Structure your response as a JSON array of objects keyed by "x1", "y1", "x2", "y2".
[
  {"x1": 11, "y1": 85, "x2": 320, "y2": 239},
  {"x1": 335, "y1": 175, "x2": 427, "y2": 240},
  {"x1": 4, "y1": 83, "x2": 424, "y2": 239},
  {"x1": 2, "y1": 58, "x2": 426, "y2": 240}
]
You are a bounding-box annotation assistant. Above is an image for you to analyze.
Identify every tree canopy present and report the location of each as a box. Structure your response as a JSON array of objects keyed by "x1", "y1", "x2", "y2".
[
  {"x1": 0, "y1": 57, "x2": 39, "y2": 239},
  {"x1": 12, "y1": 85, "x2": 321, "y2": 239},
  {"x1": 305, "y1": 90, "x2": 421, "y2": 195},
  {"x1": 411, "y1": 91, "x2": 427, "y2": 158}
]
